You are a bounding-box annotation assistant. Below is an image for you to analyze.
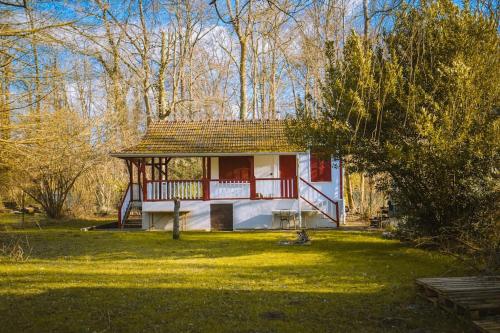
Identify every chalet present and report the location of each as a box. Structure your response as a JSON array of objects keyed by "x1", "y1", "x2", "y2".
[{"x1": 111, "y1": 120, "x2": 345, "y2": 231}]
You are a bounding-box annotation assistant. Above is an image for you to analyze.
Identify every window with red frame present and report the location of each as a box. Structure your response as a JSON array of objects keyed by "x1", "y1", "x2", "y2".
[{"x1": 310, "y1": 153, "x2": 331, "y2": 182}]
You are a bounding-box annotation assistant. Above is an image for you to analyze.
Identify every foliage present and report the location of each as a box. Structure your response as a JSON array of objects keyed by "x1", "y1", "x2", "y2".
[
  {"x1": 0, "y1": 213, "x2": 469, "y2": 332},
  {"x1": 6, "y1": 109, "x2": 103, "y2": 218},
  {"x1": 291, "y1": 0, "x2": 500, "y2": 270}
]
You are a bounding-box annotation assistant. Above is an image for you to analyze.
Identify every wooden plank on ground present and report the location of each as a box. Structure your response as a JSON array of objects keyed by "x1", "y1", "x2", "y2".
[
  {"x1": 416, "y1": 276, "x2": 500, "y2": 324},
  {"x1": 473, "y1": 316, "x2": 500, "y2": 333}
]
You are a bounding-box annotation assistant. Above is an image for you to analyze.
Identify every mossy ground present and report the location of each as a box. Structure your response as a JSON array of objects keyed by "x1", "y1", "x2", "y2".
[{"x1": 0, "y1": 213, "x2": 469, "y2": 332}]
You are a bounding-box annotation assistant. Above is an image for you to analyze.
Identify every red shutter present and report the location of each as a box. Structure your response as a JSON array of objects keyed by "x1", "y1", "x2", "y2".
[{"x1": 310, "y1": 153, "x2": 331, "y2": 182}]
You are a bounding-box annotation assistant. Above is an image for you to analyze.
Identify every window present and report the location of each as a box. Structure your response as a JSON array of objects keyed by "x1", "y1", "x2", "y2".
[
  {"x1": 310, "y1": 153, "x2": 331, "y2": 182},
  {"x1": 219, "y1": 156, "x2": 252, "y2": 180}
]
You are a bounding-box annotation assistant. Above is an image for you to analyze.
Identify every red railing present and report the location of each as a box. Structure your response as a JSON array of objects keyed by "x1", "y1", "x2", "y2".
[{"x1": 144, "y1": 178, "x2": 297, "y2": 201}]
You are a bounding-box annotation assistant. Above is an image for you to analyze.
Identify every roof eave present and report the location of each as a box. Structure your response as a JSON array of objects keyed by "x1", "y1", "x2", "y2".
[{"x1": 110, "y1": 151, "x2": 307, "y2": 158}]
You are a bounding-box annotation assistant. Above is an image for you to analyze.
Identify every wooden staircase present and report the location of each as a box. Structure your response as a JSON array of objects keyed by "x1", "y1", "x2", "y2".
[
  {"x1": 299, "y1": 177, "x2": 340, "y2": 226},
  {"x1": 118, "y1": 184, "x2": 143, "y2": 229}
]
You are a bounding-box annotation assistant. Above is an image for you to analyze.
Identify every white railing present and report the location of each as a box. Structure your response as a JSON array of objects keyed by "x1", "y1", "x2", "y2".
[
  {"x1": 143, "y1": 178, "x2": 298, "y2": 201},
  {"x1": 299, "y1": 177, "x2": 339, "y2": 224},
  {"x1": 209, "y1": 180, "x2": 250, "y2": 199},
  {"x1": 119, "y1": 183, "x2": 142, "y2": 226},
  {"x1": 147, "y1": 180, "x2": 203, "y2": 200},
  {"x1": 255, "y1": 178, "x2": 296, "y2": 199},
  {"x1": 131, "y1": 183, "x2": 141, "y2": 201}
]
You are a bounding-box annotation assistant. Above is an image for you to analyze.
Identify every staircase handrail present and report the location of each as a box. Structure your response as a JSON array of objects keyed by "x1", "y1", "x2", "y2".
[
  {"x1": 299, "y1": 177, "x2": 339, "y2": 226},
  {"x1": 118, "y1": 183, "x2": 131, "y2": 226}
]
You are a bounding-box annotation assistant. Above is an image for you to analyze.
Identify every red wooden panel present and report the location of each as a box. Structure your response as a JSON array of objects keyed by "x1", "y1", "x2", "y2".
[
  {"x1": 310, "y1": 153, "x2": 332, "y2": 182},
  {"x1": 279, "y1": 155, "x2": 296, "y2": 178},
  {"x1": 219, "y1": 156, "x2": 252, "y2": 180},
  {"x1": 279, "y1": 155, "x2": 297, "y2": 198}
]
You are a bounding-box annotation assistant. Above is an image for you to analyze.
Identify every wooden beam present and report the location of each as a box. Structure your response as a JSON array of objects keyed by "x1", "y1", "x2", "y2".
[
  {"x1": 127, "y1": 159, "x2": 133, "y2": 201},
  {"x1": 152, "y1": 157, "x2": 156, "y2": 181},
  {"x1": 250, "y1": 156, "x2": 256, "y2": 199},
  {"x1": 206, "y1": 157, "x2": 211, "y2": 200},
  {"x1": 159, "y1": 158, "x2": 163, "y2": 181},
  {"x1": 141, "y1": 158, "x2": 147, "y2": 200}
]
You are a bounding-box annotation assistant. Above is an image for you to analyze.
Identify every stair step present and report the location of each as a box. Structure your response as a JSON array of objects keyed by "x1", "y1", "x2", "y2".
[{"x1": 123, "y1": 224, "x2": 142, "y2": 229}]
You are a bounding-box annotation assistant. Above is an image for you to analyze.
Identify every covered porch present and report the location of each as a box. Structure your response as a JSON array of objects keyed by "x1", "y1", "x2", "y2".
[{"x1": 123, "y1": 155, "x2": 299, "y2": 202}]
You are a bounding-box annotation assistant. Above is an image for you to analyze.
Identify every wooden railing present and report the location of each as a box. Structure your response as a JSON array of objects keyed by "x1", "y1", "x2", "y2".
[
  {"x1": 255, "y1": 177, "x2": 297, "y2": 199},
  {"x1": 118, "y1": 183, "x2": 141, "y2": 226},
  {"x1": 144, "y1": 178, "x2": 297, "y2": 201},
  {"x1": 146, "y1": 180, "x2": 203, "y2": 201},
  {"x1": 209, "y1": 179, "x2": 250, "y2": 199}
]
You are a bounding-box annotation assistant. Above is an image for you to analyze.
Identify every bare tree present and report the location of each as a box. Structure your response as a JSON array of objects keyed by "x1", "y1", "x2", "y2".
[{"x1": 211, "y1": 0, "x2": 255, "y2": 119}]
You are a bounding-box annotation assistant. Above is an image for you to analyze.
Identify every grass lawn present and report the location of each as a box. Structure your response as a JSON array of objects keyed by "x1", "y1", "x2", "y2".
[{"x1": 0, "y1": 213, "x2": 470, "y2": 333}]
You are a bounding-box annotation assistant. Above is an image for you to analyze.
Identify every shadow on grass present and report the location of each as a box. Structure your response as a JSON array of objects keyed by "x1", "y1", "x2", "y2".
[
  {"x1": 0, "y1": 286, "x2": 469, "y2": 333},
  {"x1": 12, "y1": 229, "x2": 411, "y2": 263}
]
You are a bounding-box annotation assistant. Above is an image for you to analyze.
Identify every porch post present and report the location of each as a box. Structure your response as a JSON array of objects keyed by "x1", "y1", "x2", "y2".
[
  {"x1": 159, "y1": 158, "x2": 163, "y2": 181},
  {"x1": 152, "y1": 157, "x2": 156, "y2": 181},
  {"x1": 136, "y1": 159, "x2": 141, "y2": 199},
  {"x1": 202, "y1": 157, "x2": 207, "y2": 200},
  {"x1": 207, "y1": 157, "x2": 211, "y2": 200},
  {"x1": 141, "y1": 158, "x2": 147, "y2": 201},
  {"x1": 127, "y1": 159, "x2": 133, "y2": 201},
  {"x1": 249, "y1": 156, "x2": 256, "y2": 199}
]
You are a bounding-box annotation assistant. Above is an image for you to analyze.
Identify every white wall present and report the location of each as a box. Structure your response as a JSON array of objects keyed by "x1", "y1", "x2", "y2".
[
  {"x1": 142, "y1": 198, "x2": 336, "y2": 230},
  {"x1": 298, "y1": 152, "x2": 345, "y2": 223},
  {"x1": 298, "y1": 152, "x2": 342, "y2": 199},
  {"x1": 143, "y1": 201, "x2": 211, "y2": 231}
]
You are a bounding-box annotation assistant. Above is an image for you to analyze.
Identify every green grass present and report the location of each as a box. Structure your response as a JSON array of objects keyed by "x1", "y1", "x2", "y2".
[{"x1": 0, "y1": 213, "x2": 470, "y2": 332}]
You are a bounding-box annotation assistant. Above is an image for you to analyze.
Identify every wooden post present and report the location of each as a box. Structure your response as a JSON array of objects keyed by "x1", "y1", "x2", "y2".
[
  {"x1": 202, "y1": 157, "x2": 207, "y2": 200},
  {"x1": 159, "y1": 158, "x2": 163, "y2": 181},
  {"x1": 249, "y1": 156, "x2": 256, "y2": 199},
  {"x1": 141, "y1": 158, "x2": 147, "y2": 201},
  {"x1": 127, "y1": 160, "x2": 133, "y2": 201},
  {"x1": 152, "y1": 157, "x2": 156, "y2": 181},
  {"x1": 173, "y1": 198, "x2": 180, "y2": 240},
  {"x1": 206, "y1": 157, "x2": 211, "y2": 200}
]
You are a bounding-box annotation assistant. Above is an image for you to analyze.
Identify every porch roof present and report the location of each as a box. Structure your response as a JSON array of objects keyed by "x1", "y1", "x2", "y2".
[{"x1": 111, "y1": 119, "x2": 306, "y2": 157}]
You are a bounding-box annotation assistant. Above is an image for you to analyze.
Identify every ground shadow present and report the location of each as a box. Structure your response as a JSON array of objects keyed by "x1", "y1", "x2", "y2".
[{"x1": 0, "y1": 286, "x2": 470, "y2": 333}]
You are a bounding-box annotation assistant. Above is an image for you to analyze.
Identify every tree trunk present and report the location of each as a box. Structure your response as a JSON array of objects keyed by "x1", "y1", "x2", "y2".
[
  {"x1": 158, "y1": 32, "x2": 168, "y2": 119},
  {"x1": 344, "y1": 168, "x2": 354, "y2": 211},
  {"x1": 360, "y1": 173, "x2": 365, "y2": 216},
  {"x1": 173, "y1": 198, "x2": 180, "y2": 240},
  {"x1": 362, "y1": 0, "x2": 370, "y2": 42},
  {"x1": 239, "y1": 37, "x2": 247, "y2": 119},
  {"x1": 368, "y1": 175, "x2": 373, "y2": 217},
  {"x1": 0, "y1": 53, "x2": 11, "y2": 141}
]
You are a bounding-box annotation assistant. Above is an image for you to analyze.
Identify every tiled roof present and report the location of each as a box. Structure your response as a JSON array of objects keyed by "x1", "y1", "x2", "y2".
[{"x1": 112, "y1": 120, "x2": 306, "y2": 156}]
